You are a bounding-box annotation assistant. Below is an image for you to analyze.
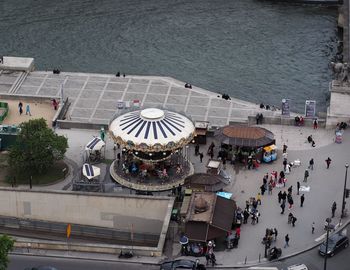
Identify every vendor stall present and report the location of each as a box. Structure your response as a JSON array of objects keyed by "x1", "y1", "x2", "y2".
[
  {"x1": 263, "y1": 144, "x2": 277, "y2": 163},
  {"x1": 194, "y1": 121, "x2": 209, "y2": 144}
]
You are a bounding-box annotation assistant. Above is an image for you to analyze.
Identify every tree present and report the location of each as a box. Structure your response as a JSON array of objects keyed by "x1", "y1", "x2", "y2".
[
  {"x1": 0, "y1": 235, "x2": 14, "y2": 270},
  {"x1": 8, "y1": 118, "x2": 68, "y2": 175}
]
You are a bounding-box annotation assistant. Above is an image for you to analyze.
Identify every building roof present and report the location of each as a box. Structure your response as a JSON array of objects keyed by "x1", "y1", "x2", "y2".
[
  {"x1": 215, "y1": 125, "x2": 275, "y2": 147},
  {"x1": 185, "y1": 192, "x2": 236, "y2": 242},
  {"x1": 184, "y1": 173, "x2": 227, "y2": 192}
]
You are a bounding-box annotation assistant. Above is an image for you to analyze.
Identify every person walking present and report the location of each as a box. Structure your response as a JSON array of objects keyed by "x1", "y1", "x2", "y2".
[
  {"x1": 288, "y1": 197, "x2": 294, "y2": 210},
  {"x1": 313, "y1": 118, "x2": 318, "y2": 129},
  {"x1": 18, "y1": 101, "x2": 23, "y2": 115},
  {"x1": 297, "y1": 181, "x2": 300, "y2": 195},
  {"x1": 199, "y1": 153, "x2": 204, "y2": 163},
  {"x1": 282, "y1": 191, "x2": 287, "y2": 203},
  {"x1": 332, "y1": 201, "x2": 337, "y2": 218},
  {"x1": 308, "y1": 158, "x2": 314, "y2": 170},
  {"x1": 325, "y1": 157, "x2": 332, "y2": 169},
  {"x1": 273, "y1": 228, "x2": 278, "y2": 241},
  {"x1": 195, "y1": 144, "x2": 200, "y2": 156},
  {"x1": 260, "y1": 184, "x2": 266, "y2": 196},
  {"x1": 300, "y1": 194, "x2": 305, "y2": 207},
  {"x1": 280, "y1": 201, "x2": 286, "y2": 214},
  {"x1": 303, "y1": 169, "x2": 309, "y2": 182},
  {"x1": 312, "y1": 222, "x2": 315, "y2": 234},
  {"x1": 284, "y1": 234, "x2": 290, "y2": 248},
  {"x1": 257, "y1": 193, "x2": 262, "y2": 205},
  {"x1": 278, "y1": 191, "x2": 282, "y2": 204},
  {"x1": 283, "y1": 159, "x2": 287, "y2": 171},
  {"x1": 25, "y1": 104, "x2": 31, "y2": 116},
  {"x1": 292, "y1": 216, "x2": 297, "y2": 227}
]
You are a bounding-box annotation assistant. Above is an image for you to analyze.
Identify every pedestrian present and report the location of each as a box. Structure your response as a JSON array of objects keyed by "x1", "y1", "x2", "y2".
[
  {"x1": 292, "y1": 216, "x2": 297, "y2": 227},
  {"x1": 313, "y1": 118, "x2": 318, "y2": 129},
  {"x1": 280, "y1": 201, "x2": 286, "y2": 214},
  {"x1": 268, "y1": 183, "x2": 273, "y2": 195},
  {"x1": 199, "y1": 152, "x2": 204, "y2": 163},
  {"x1": 195, "y1": 144, "x2": 200, "y2": 156},
  {"x1": 300, "y1": 194, "x2": 305, "y2": 207},
  {"x1": 283, "y1": 144, "x2": 288, "y2": 154},
  {"x1": 210, "y1": 151, "x2": 214, "y2": 159},
  {"x1": 273, "y1": 228, "x2": 278, "y2": 240},
  {"x1": 52, "y1": 99, "x2": 58, "y2": 110},
  {"x1": 297, "y1": 181, "x2": 300, "y2": 195},
  {"x1": 332, "y1": 201, "x2": 337, "y2": 218},
  {"x1": 308, "y1": 158, "x2": 314, "y2": 170},
  {"x1": 243, "y1": 209, "x2": 249, "y2": 224},
  {"x1": 288, "y1": 213, "x2": 293, "y2": 224},
  {"x1": 260, "y1": 184, "x2": 266, "y2": 196},
  {"x1": 303, "y1": 169, "x2": 309, "y2": 182},
  {"x1": 257, "y1": 193, "x2": 262, "y2": 205},
  {"x1": 288, "y1": 197, "x2": 294, "y2": 210},
  {"x1": 278, "y1": 190, "x2": 282, "y2": 203},
  {"x1": 284, "y1": 234, "x2": 290, "y2": 248},
  {"x1": 25, "y1": 104, "x2": 31, "y2": 116},
  {"x1": 325, "y1": 157, "x2": 332, "y2": 169},
  {"x1": 18, "y1": 101, "x2": 23, "y2": 115},
  {"x1": 282, "y1": 191, "x2": 287, "y2": 203},
  {"x1": 311, "y1": 140, "x2": 316, "y2": 147},
  {"x1": 312, "y1": 222, "x2": 315, "y2": 234},
  {"x1": 287, "y1": 185, "x2": 293, "y2": 195},
  {"x1": 283, "y1": 159, "x2": 287, "y2": 171}
]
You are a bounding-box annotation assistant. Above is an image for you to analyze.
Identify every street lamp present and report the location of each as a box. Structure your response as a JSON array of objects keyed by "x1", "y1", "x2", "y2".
[
  {"x1": 341, "y1": 163, "x2": 349, "y2": 218},
  {"x1": 324, "y1": 217, "x2": 332, "y2": 270}
]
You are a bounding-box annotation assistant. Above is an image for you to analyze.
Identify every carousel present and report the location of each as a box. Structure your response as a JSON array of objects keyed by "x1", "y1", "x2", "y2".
[{"x1": 109, "y1": 108, "x2": 195, "y2": 191}]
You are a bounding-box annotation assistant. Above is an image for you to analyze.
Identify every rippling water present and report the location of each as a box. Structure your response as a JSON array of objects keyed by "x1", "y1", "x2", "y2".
[{"x1": 0, "y1": 0, "x2": 337, "y2": 112}]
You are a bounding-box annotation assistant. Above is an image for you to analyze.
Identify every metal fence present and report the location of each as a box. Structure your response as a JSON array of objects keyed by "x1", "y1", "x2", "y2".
[{"x1": 0, "y1": 215, "x2": 159, "y2": 247}]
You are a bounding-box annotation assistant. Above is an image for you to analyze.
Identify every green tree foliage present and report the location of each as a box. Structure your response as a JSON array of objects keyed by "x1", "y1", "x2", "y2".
[
  {"x1": 8, "y1": 118, "x2": 68, "y2": 175},
  {"x1": 0, "y1": 235, "x2": 14, "y2": 270}
]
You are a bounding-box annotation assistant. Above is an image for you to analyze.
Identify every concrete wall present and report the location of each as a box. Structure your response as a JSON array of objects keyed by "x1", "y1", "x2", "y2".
[{"x1": 0, "y1": 188, "x2": 173, "y2": 235}]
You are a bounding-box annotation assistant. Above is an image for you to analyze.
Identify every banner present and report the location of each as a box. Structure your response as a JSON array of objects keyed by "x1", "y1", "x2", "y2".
[
  {"x1": 281, "y1": 99, "x2": 290, "y2": 116},
  {"x1": 305, "y1": 100, "x2": 316, "y2": 118}
]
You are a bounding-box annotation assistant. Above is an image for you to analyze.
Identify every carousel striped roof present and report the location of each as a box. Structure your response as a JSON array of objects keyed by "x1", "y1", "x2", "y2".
[{"x1": 109, "y1": 108, "x2": 195, "y2": 149}]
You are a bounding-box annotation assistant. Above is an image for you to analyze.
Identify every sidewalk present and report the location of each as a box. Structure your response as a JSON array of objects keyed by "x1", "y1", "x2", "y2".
[{"x1": 13, "y1": 125, "x2": 350, "y2": 268}]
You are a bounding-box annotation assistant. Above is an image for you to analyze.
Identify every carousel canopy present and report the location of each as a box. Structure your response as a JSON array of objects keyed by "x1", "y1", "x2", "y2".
[
  {"x1": 82, "y1": 163, "x2": 100, "y2": 180},
  {"x1": 109, "y1": 108, "x2": 195, "y2": 151},
  {"x1": 215, "y1": 125, "x2": 275, "y2": 148},
  {"x1": 85, "y1": 137, "x2": 105, "y2": 151}
]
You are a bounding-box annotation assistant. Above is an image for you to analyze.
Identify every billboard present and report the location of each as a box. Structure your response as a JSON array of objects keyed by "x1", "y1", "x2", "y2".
[
  {"x1": 305, "y1": 100, "x2": 316, "y2": 118},
  {"x1": 281, "y1": 99, "x2": 291, "y2": 116}
]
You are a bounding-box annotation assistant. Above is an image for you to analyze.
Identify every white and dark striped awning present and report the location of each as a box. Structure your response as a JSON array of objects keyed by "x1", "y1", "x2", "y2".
[
  {"x1": 85, "y1": 137, "x2": 105, "y2": 151},
  {"x1": 82, "y1": 163, "x2": 100, "y2": 180},
  {"x1": 109, "y1": 108, "x2": 195, "y2": 151}
]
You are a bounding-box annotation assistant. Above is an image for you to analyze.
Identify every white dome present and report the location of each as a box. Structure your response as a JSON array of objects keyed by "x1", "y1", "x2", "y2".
[{"x1": 109, "y1": 108, "x2": 195, "y2": 151}]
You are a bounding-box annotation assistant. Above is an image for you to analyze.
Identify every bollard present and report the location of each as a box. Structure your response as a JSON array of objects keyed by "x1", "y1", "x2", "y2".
[
  {"x1": 244, "y1": 256, "x2": 247, "y2": 264},
  {"x1": 259, "y1": 253, "x2": 261, "y2": 262}
]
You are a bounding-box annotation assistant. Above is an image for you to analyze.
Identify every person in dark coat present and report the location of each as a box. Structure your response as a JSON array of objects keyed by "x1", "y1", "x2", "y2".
[
  {"x1": 199, "y1": 153, "x2": 204, "y2": 163},
  {"x1": 278, "y1": 191, "x2": 282, "y2": 203},
  {"x1": 280, "y1": 201, "x2": 286, "y2": 214},
  {"x1": 326, "y1": 157, "x2": 332, "y2": 169},
  {"x1": 303, "y1": 169, "x2": 309, "y2": 182},
  {"x1": 260, "y1": 184, "x2": 266, "y2": 195},
  {"x1": 308, "y1": 158, "x2": 314, "y2": 170},
  {"x1": 292, "y1": 216, "x2": 297, "y2": 227},
  {"x1": 297, "y1": 181, "x2": 300, "y2": 195},
  {"x1": 281, "y1": 191, "x2": 287, "y2": 203},
  {"x1": 300, "y1": 194, "x2": 305, "y2": 207}
]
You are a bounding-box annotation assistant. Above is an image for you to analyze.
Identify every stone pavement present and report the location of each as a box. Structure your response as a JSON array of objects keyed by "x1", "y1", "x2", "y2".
[
  {"x1": 0, "y1": 70, "x2": 285, "y2": 127},
  {"x1": 21, "y1": 124, "x2": 348, "y2": 267}
]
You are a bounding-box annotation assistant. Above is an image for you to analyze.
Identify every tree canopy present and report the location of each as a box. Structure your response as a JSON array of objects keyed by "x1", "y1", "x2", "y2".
[
  {"x1": 0, "y1": 235, "x2": 14, "y2": 270},
  {"x1": 8, "y1": 118, "x2": 68, "y2": 175}
]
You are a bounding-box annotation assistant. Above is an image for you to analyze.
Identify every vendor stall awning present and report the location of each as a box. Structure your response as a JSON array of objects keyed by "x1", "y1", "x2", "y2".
[
  {"x1": 263, "y1": 144, "x2": 277, "y2": 152},
  {"x1": 82, "y1": 163, "x2": 101, "y2": 180},
  {"x1": 85, "y1": 137, "x2": 105, "y2": 151}
]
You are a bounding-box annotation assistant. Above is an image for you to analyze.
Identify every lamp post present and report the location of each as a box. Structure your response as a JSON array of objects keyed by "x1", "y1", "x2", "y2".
[
  {"x1": 324, "y1": 217, "x2": 332, "y2": 270},
  {"x1": 341, "y1": 164, "x2": 349, "y2": 218}
]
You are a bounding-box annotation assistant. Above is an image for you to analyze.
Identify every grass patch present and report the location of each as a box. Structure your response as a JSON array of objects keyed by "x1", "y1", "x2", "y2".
[{"x1": 6, "y1": 161, "x2": 69, "y2": 186}]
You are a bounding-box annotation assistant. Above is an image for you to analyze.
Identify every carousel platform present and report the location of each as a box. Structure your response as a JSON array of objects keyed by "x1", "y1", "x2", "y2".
[{"x1": 110, "y1": 159, "x2": 194, "y2": 192}]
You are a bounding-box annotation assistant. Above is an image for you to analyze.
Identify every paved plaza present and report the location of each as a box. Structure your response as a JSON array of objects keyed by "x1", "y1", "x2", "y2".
[{"x1": 0, "y1": 70, "x2": 283, "y2": 127}]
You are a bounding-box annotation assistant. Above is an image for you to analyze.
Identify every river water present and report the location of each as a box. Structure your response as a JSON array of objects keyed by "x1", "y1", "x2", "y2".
[{"x1": 0, "y1": 0, "x2": 338, "y2": 113}]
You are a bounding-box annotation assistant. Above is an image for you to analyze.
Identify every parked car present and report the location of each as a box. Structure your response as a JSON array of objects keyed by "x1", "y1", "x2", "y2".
[
  {"x1": 160, "y1": 259, "x2": 206, "y2": 270},
  {"x1": 319, "y1": 233, "x2": 349, "y2": 257}
]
